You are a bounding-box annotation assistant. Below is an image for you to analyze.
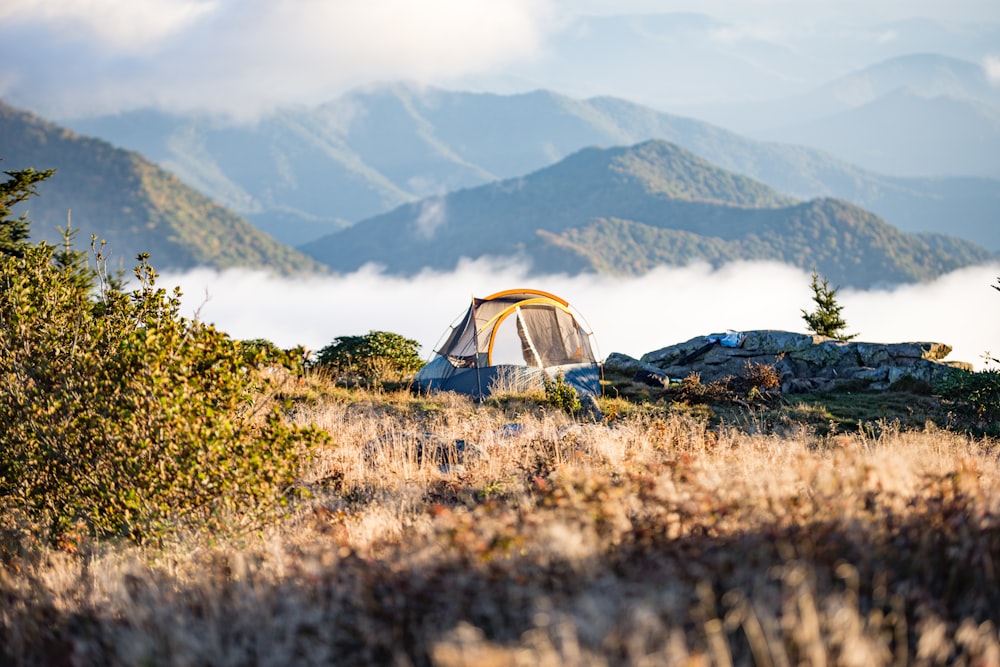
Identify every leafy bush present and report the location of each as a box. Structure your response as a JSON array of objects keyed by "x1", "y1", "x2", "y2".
[
  {"x1": 544, "y1": 372, "x2": 582, "y2": 415},
  {"x1": 238, "y1": 337, "x2": 309, "y2": 374},
  {"x1": 0, "y1": 169, "x2": 324, "y2": 544},
  {"x1": 313, "y1": 330, "x2": 423, "y2": 386},
  {"x1": 0, "y1": 247, "x2": 325, "y2": 544},
  {"x1": 935, "y1": 369, "x2": 1000, "y2": 430}
]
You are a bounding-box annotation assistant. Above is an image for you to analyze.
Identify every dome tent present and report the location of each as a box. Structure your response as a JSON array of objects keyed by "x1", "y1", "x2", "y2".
[{"x1": 415, "y1": 289, "x2": 601, "y2": 399}]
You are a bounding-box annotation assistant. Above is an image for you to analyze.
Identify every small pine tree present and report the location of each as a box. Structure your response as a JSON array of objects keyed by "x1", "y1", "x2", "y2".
[
  {"x1": 0, "y1": 167, "x2": 56, "y2": 258},
  {"x1": 52, "y1": 216, "x2": 100, "y2": 292},
  {"x1": 801, "y1": 271, "x2": 857, "y2": 341}
]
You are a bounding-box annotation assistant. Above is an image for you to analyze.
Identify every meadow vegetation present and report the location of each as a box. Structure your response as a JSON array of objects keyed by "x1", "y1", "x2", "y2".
[
  {"x1": 3, "y1": 377, "x2": 1000, "y2": 665},
  {"x1": 2, "y1": 167, "x2": 1000, "y2": 665}
]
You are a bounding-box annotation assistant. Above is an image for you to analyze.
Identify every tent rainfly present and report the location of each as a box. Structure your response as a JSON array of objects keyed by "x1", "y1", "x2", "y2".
[{"x1": 414, "y1": 289, "x2": 601, "y2": 399}]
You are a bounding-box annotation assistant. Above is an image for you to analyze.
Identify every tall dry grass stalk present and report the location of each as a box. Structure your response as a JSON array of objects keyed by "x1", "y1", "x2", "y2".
[
  {"x1": 486, "y1": 365, "x2": 546, "y2": 398},
  {"x1": 2, "y1": 384, "x2": 999, "y2": 666}
]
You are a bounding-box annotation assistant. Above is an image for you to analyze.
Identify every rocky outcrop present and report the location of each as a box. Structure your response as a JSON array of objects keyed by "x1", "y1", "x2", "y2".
[{"x1": 606, "y1": 330, "x2": 972, "y2": 393}]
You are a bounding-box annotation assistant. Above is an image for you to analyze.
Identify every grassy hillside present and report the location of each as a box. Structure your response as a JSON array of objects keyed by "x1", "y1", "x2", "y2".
[
  {"x1": 301, "y1": 140, "x2": 992, "y2": 288},
  {"x1": 1, "y1": 101, "x2": 326, "y2": 275}
]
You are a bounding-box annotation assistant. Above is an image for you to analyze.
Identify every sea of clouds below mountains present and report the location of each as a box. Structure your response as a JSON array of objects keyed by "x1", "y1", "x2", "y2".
[{"x1": 161, "y1": 259, "x2": 1000, "y2": 372}]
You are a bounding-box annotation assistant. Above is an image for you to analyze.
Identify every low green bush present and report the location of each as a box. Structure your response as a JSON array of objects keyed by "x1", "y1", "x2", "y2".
[
  {"x1": 313, "y1": 330, "x2": 423, "y2": 386},
  {"x1": 544, "y1": 372, "x2": 581, "y2": 415},
  {"x1": 935, "y1": 369, "x2": 1000, "y2": 430},
  {"x1": 239, "y1": 337, "x2": 309, "y2": 374}
]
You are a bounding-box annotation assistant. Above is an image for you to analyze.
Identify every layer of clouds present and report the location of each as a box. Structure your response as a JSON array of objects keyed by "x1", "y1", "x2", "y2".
[
  {"x1": 0, "y1": 1, "x2": 213, "y2": 51},
  {"x1": 5, "y1": 0, "x2": 997, "y2": 121},
  {"x1": 161, "y1": 260, "x2": 1000, "y2": 370},
  {"x1": 0, "y1": 0, "x2": 554, "y2": 120}
]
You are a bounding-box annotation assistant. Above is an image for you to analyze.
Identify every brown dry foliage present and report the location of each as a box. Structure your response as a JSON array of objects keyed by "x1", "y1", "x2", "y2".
[
  {"x1": 1, "y1": 378, "x2": 999, "y2": 666},
  {"x1": 668, "y1": 359, "x2": 782, "y2": 406}
]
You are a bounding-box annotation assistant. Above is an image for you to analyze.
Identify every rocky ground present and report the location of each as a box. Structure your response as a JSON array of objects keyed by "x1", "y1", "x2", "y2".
[{"x1": 606, "y1": 329, "x2": 971, "y2": 394}]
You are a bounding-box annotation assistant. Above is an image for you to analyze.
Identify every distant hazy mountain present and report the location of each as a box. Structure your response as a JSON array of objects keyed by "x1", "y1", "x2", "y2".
[
  {"x1": 804, "y1": 53, "x2": 1000, "y2": 111},
  {"x1": 691, "y1": 53, "x2": 1000, "y2": 131},
  {"x1": 300, "y1": 140, "x2": 991, "y2": 289},
  {"x1": 721, "y1": 54, "x2": 1000, "y2": 179},
  {"x1": 0, "y1": 101, "x2": 324, "y2": 275},
  {"x1": 763, "y1": 89, "x2": 1000, "y2": 179},
  {"x1": 458, "y1": 13, "x2": 1000, "y2": 112},
  {"x1": 488, "y1": 12, "x2": 812, "y2": 107},
  {"x1": 68, "y1": 85, "x2": 1000, "y2": 252}
]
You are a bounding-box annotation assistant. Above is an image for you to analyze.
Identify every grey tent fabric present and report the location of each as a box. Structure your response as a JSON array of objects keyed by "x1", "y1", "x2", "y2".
[{"x1": 415, "y1": 289, "x2": 601, "y2": 399}]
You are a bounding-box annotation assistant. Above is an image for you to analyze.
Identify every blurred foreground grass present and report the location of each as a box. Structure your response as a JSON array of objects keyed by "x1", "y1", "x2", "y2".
[{"x1": 2, "y1": 376, "x2": 998, "y2": 666}]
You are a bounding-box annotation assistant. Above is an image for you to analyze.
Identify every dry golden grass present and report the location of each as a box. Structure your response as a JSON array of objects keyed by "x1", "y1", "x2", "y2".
[{"x1": 2, "y1": 378, "x2": 999, "y2": 666}]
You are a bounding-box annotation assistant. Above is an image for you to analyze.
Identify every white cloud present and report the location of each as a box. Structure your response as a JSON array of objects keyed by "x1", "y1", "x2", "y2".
[
  {"x1": 4, "y1": 0, "x2": 997, "y2": 119},
  {"x1": 874, "y1": 29, "x2": 899, "y2": 44},
  {"x1": 160, "y1": 260, "x2": 1000, "y2": 370},
  {"x1": 985, "y1": 56, "x2": 1000, "y2": 85},
  {"x1": 414, "y1": 197, "x2": 447, "y2": 239},
  {"x1": 0, "y1": 0, "x2": 555, "y2": 120},
  {"x1": 709, "y1": 25, "x2": 786, "y2": 44},
  {"x1": 0, "y1": 0, "x2": 214, "y2": 52}
]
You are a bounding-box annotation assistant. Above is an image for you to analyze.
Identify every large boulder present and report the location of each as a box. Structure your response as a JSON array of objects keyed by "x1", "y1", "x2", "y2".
[{"x1": 622, "y1": 330, "x2": 971, "y2": 393}]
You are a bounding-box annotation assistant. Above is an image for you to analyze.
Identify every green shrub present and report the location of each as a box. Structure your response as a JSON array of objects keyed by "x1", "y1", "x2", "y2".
[
  {"x1": 313, "y1": 330, "x2": 423, "y2": 386},
  {"x1": 239, "y1": 337, "x2": 309, "y2": 374},
  {"x1": 544, "y1": 372, "x2": 581, "y2": 415},
  {"x1": 935, "y1": 369, "x2": 1000, "y2": 429},
  {"x1": 0, "y1": 244, "x2": 325, "y2": 545}
]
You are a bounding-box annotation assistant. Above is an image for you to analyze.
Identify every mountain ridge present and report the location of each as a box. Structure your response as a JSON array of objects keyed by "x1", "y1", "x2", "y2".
[
  {"x1": 712, "y1": 53, "x2": 1000, "y2": 133},
  {"x1": 761, "y1": 88, "x2": 1000, "y2": 179},
  {"x1": 0, "y1": 100, "x2": 325, "y2": 276},
  {"x1": 66, "y1": 82, "x2": 1000, "y2": 252},
  {"x1": 300, "y1": 139, "x2": 992, "y2": 288}
]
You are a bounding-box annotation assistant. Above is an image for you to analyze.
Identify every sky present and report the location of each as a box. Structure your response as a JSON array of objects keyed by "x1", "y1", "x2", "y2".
[
  {"x1": 2, "y1": 0, "x2": 998, "y2": 120},
  {"x1": 3, "y1": 0, "x2": 1000, "y2": 369}
]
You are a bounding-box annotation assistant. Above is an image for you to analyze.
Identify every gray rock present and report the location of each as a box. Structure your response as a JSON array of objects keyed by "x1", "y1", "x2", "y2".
[
  {"x1": 616, "y1": 329, "x2": 971, "y2": 394},
  {"x1": 604, "y1": 352, "x2": 666, "y2": 377},
  {"x1": 783, "y1": 378, "x2": 817, "y2": 393},
  {"x1": 842, "y1": 367, "x2": 890, "y2": 382},
  {"x1": 855, "y1": 343, "x2": 893, "y2": 367}
]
